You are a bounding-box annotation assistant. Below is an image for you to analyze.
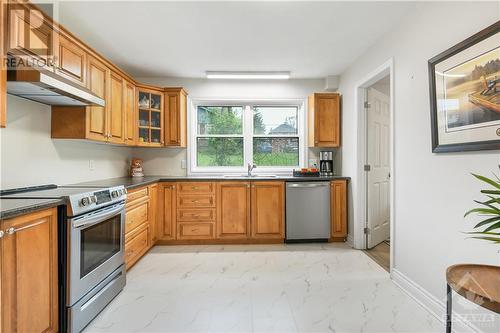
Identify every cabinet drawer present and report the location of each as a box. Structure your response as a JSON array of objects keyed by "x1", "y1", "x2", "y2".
[
  {"x1": 177, "y1": 182, "x2": 215, "y2": 194},
  {"x1": 125, "y1": 225, "x2": 149, "y2": 269},
  {"x1": 178, "y1": 222, "x2": 214, "y2": 240},
  {"x1": 125, "y1": 200, "x2": 149, "y2": 234},
  {"x1": 177, "y1": 208, "x2": 216, "y2": 222},
  {"x1": 127, "y1": 186, "x2": 149, "y2": 204},
  {"x1": 178, "y1": 194, "x2": 215, "y2": 208}
]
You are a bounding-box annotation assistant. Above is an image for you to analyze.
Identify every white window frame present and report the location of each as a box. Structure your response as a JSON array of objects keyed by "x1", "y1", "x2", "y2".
[{"x1": 188, "y1": 98, "x2": 307, "y2": 175}]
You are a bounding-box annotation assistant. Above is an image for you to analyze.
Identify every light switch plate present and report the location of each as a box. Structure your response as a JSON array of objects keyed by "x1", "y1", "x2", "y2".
[
  {"x1": 181, "y1": 159, "x2": 187, "y2": 169},
  {"x1": 88, "y1": 160, "x2": 95, "y2": 171}
]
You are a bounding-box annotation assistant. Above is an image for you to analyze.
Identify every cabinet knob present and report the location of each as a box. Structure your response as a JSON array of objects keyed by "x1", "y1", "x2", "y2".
[
  {"x1": 172, "y1": 186, "x2": 176, "y2": 189},
  {"x1": 0, "y1": 230, "x2": 4, "y2": 238},
  {"x1": 6, "y1": 227, "x2": 15, "y2": 235}
]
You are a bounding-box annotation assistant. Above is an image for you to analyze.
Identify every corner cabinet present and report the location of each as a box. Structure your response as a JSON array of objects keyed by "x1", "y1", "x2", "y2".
[
  {"x1": 308, "y1": 93, "x2": 341, "y2": 147},
  {"x1": 136, "y1": 86, "x2": 164, "y2": 146},
  {"x1": 157, "y1": 183, "x2": 177, "y2": 241},
  {"x1": 164, "y1": 87, "x2": 187, "y2": 147},
  {"x1": 1, "y1": 208, "x2": 59, "y2": 333}
]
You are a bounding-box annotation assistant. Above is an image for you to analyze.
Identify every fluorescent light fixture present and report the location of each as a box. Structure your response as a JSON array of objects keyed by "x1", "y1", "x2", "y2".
[{"x1": 206, "y1": 71, "x2": 290, "y2": 80}]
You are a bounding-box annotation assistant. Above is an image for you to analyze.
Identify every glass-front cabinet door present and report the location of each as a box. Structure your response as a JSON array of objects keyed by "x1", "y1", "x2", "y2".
[{"x1": 137, "y1": 87, "x2": 164, "y2": 146}]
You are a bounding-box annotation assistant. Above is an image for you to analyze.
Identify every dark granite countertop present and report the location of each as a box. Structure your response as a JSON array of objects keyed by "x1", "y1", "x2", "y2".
[
  {"x1": 0, "y1": 198, "x2": 63, "y2": 220},
  {"x1": 72, "y1": 175, "x2": 350, "y2": 190},
  {"x1": 1, "y1": 174, "x2": 350, "y2": 220}
]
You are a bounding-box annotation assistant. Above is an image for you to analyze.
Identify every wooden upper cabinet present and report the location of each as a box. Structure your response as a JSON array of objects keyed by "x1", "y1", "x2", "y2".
[
  {"x1": 308, "y1": 93, "x2": 341, "y2": 147},
  {"x1": 107, "y1": 71, "x2": 125, "y2": 144},
  {"x1": 251, "y1": 181, "x2": 285, "y2": 239},
  {"x1": 137, "y1": 87, "x2": 164, "y2": 146},
  {"x1": 157, "y1": 183, "x2": 176, "y2": 241},
  {"x1": 1, "y1": 0, "x2": 6, "y2": 127},
  {"x1": 217, "y1": 182, "x2": 250, "y2": 239},
  {"x1": 331, "y1": 180, "x2": 347, "y2": 240},
  {"x1": 6, "y1": 1, "x2": 56, "y2": 69},
  {"x1": 56, "y1": 34, "x2": 86, "y2": 86},
  {"x1": 86, "y1": 56, "x2": 108, "y2": 141},
  {"x1": 124, "y1": 81, "x2": 136, "y2": 145},
  {"x1": 164, "y1": 87, "x2": 187, "y2": 147},
  {"x1": 1, "y1": 208, "x2": 59, "y2": 333}
]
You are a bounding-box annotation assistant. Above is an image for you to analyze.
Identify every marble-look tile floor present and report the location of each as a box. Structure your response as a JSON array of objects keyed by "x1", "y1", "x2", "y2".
[{"x1": 84, "y1": 243, "x2": 442, "y2": 333}]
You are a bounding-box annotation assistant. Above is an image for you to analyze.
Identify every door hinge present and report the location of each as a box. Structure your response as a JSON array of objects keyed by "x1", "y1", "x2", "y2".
[
  {"x1": 364, "y1": 101, "x2": 371, "y2": 108},
  {"x1": 364, "y1": 227, "x2": 370, "y2": 234},
  {"x1": 364, "y1": 164, "x2": 371, "y2": 171}
]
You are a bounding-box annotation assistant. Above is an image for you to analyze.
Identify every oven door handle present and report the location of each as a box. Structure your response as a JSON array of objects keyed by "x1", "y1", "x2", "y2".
[{"x1": 71, "y1": 203, "x2": 125, "y2": 229}]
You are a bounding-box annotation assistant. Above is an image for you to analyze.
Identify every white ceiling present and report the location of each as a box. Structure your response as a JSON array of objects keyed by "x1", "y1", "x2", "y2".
[{"x1": 52, "y1": 1, "x2": 416, "y2": 79}]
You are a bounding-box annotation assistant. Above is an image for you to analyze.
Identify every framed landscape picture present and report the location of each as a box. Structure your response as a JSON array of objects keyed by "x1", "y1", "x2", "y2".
[{"x1": 428, "y1": 21, "x2": 500, "y2": 153}]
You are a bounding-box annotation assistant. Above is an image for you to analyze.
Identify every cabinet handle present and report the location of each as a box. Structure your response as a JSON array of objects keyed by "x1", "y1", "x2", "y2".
[
  {"x1": 172, "y1": 186, "x2": 176, "y2": 189},
  {"x1": 192, "y1": 200, "x2": 199, "y2": 203},
  {"x1": 5, "y1": 220, "x2": 47, "y2": 235},
  {"x1": 0, "y1": 230, "x2": 4, "y2": 238},
  {"x1": 192, "y1": 187, "x2": 199, "y2": 190}
]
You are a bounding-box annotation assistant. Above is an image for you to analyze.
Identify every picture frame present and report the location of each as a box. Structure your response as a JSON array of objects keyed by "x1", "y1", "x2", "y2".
[{"x1": 428, "y1": 21, "x2": 500, "y2": 153}]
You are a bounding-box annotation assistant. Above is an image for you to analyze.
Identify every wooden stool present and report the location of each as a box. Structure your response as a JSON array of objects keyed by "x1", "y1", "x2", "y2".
[{"x1": 446, "y1": 264, "x2": 500, "y2": 333}]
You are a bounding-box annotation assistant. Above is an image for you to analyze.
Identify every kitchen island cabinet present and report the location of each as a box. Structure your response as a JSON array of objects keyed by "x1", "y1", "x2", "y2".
[{"x1": 1, "y1": 207, "x2": 58, "y2": 333}]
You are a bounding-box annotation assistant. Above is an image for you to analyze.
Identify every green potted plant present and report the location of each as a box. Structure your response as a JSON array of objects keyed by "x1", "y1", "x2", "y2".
[{"x1": 464, "y1": 173, "x2": 500, "y2": 243}]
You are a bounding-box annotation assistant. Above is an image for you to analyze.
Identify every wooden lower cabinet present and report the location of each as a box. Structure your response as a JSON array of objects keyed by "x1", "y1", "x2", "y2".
[
  {"x1": 331, "y1": 180, "x2": 348, "y2": 241},
  {"x1": 178, "y1": 222, "x2": 215, "y2": 240},
  {"x1": 157, "y1": 183, "x2": 177, "y2": 241},
  {"x1": 149, "y1": 183, "x2": 158, "y2": 244},
  {"x1": 1, "y1": 208, "x2": 59, "y2": 333},
  {"x1": 124, "y1": 223, "x2": 150, "y2": 270},
  {"x1": 217, "y1": 182, "x2": 250, "y2": 239},
  {"x1": 251, "y1": 181, "x2": 285, "y2": 239},
  {"x1": 124, "y1": 185, "x2": 155, "y2": 269}
]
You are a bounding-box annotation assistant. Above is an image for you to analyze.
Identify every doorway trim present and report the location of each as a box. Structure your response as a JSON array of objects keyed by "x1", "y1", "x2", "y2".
[{"x1": 353, "y1": 58, "x2": 395, "y2": 275}]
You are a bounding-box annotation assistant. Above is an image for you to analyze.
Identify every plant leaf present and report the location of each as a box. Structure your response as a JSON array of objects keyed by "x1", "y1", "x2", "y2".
[
  {"x1": 464, "y1": 208, "x2": 500, "y2": 217},
  {"x1": 480, "y1": 190, "x2": 500, "y2": 195},
  {"x1": 473, "y1": 200, "x2": 500, "y2": 210},
  {"x1": 483, "y1": 221, "x2": 500, "y2": 233},
  {"x1": 469, "y1": 236, "x2": 500, "y2": 243},
  {"x1": 472, "y1": 173, "x2": 500, "y2": 189},
  {"x1": 473, "y1": 216, "x2": 500, "y2": 229}
]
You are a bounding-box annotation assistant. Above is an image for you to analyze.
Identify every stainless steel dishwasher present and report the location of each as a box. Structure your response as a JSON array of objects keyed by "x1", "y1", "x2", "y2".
[{"x1": 285, "y1": 182, "x2": 331, "y2": 242}]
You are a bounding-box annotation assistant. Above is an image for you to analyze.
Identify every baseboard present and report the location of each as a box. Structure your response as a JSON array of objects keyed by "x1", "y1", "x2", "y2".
[
  {"x1": 346, "y1": 234, "x2": 354, "y2": 247},
  {"x1": 392, "y1": 269, "x2": 482, "y2": 333}
]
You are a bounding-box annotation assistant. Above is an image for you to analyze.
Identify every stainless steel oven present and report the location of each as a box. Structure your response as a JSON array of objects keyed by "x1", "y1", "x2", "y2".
[
  {"x1": 67, "y1": 202, "x2": 125, "y2": 305},
  {"x1": 64, "y1": 186, "x2": 127, "y2": 333}
]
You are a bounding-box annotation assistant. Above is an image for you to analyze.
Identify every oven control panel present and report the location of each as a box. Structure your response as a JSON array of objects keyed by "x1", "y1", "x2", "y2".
[{"x1": 69, "y1": 186, "x2": 127, "y2": 216}]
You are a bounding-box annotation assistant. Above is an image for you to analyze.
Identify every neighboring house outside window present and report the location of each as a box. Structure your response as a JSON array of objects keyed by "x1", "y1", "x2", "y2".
[{"x1": 189, "y1": 100, "x2": 306, "y2": 174}]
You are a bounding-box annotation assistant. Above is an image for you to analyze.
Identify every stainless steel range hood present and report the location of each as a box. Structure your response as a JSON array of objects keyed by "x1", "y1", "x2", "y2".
[{"x1": 7, "y1": 69, "x2": 105, "y2": 107}]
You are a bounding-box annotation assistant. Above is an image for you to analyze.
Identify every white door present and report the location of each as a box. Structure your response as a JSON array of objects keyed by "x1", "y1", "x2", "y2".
[{"x1": 366, "y1": 87, "x2": 390, "y2": 249}]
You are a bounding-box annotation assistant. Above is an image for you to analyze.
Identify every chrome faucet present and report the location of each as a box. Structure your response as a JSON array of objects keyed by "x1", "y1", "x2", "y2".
[{"x1": 247, "y1": 163, "x2": 257, "y2": 177}]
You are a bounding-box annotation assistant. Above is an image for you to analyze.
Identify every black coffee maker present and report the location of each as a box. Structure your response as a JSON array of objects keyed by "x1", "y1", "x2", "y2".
[{"x1": 319, "y1": 151, "x2": 334, "y2": 176}]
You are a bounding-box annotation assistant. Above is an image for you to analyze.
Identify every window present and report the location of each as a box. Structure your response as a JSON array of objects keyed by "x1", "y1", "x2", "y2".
[{"x1": 190, "y1": 100, "x2": 305, "y2": 174}]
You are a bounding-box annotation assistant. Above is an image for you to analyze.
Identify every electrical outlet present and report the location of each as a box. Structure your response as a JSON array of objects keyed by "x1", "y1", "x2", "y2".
[
  {"x1": 181, "y1": 159, "x2": 187, "y2": 169},
  {"x1": 89, "y1": 160, "x2": 95, "y2": 171},
  {"x1": 308, "y1": 159, "x2": 318, "y2": 167}
]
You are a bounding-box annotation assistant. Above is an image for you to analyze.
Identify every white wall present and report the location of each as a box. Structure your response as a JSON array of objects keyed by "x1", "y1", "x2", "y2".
[
  {"x1": 338, "y1": 1, "x2": 499, "y2": 330},
  {"x1": 132, "y1": 78, "x2": 330, "y2": 175},
  {"x1": 0, "y1": 95, "x2": 132, "y2": 188}
]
